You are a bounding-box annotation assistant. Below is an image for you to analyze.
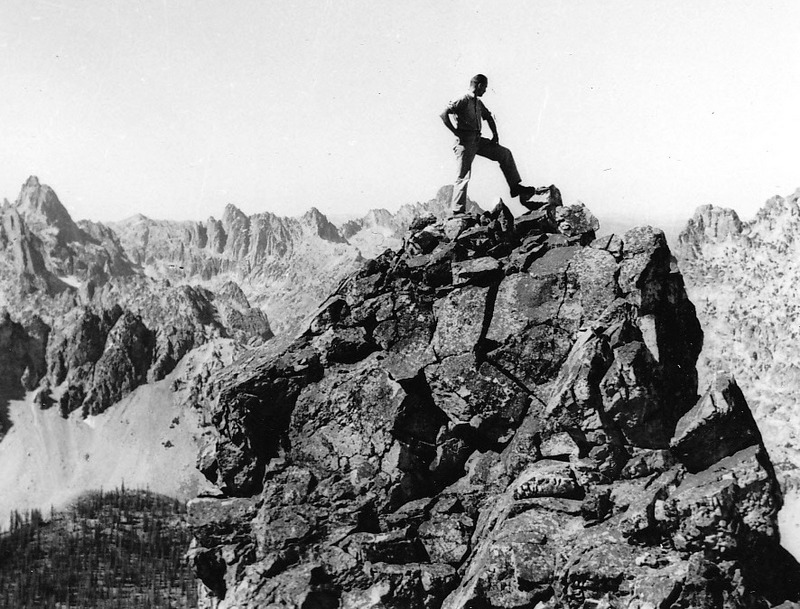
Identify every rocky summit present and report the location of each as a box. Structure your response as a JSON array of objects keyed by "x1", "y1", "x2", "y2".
[{"x1": 188, "y1": 197, "x2": 800, "y2": 608}]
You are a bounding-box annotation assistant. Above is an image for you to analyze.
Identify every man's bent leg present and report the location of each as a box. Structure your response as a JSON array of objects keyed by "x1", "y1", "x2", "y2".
[
  {"x1": 452, "y1": 139, "x2": 477, "y2": 214},
  {"x1": 476, "y1": 138, "x2": 522, "y2": 194}
]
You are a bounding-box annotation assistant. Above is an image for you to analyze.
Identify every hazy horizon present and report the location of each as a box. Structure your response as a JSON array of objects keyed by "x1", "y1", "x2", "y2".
[{"x1": 0, "y1": 172, "x2": 697, "y2": 254}]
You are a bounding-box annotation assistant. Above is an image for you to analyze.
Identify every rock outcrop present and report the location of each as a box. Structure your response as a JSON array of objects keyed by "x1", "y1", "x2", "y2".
[
  {"x1": 0, "y1": 311, "x2": 48, "y2": 398},
  {"x1": 188, "y1": 199, "x2": 800, "y2": 607},
  {"x1": 80, "y1": 309, "x2": 155, "y2": 416},
  {"x1": 6, "y1": 173, "x2": 798, "y2": 607}
]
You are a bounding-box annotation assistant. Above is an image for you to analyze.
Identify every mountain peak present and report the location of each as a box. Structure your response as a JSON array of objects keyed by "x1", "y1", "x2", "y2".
[
  {"x1": 683, "y1": 204, "x2": 742, "y2": 240},
  {"x1": 14, "y1": 177, "x2": 84, "y2": 243},
  {"x1": 675, "y1": 204, "x2": 744, "y2": 261},
  {"x1": 755, "y1": 193, "x2": 800, "y2": 222},
  {"x1": 677, "y1": 191, "x2": 800, "y2": 259},
  {"x1": 221, "y1": 203, "x2": 247, "y2": 225},
  {"x1": 301, "y1": 207, "x2": 346, "y2": 243},
  {"x1": 117, "y1": 213, "x2": 151, "y2": 225}
]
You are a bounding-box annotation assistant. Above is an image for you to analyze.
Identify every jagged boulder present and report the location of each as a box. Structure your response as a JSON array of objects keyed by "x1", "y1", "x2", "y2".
[
  {"x1": 670, "y1": 372, "x2": 761, "y2": 472},
  {"x1": 555, "y1": 202, "x2": 599, "y2": 244},
  {"x1": 204, "y1": 342, "x2": 323, "y2": 495}
]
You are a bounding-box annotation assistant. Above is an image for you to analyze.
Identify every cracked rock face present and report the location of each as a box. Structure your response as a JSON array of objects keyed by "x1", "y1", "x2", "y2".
[{"x1": 189, "y1": 202, "x2": 800, "y2": 608}]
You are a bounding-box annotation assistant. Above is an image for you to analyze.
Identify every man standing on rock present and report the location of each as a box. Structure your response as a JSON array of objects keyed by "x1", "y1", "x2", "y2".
[{"x1": 441, "y1": 74, "x2": 548, "y2": 215}]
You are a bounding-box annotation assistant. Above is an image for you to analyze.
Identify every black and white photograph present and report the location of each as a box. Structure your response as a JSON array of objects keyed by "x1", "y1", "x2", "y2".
[{"x1": 1, "y1": 1, "x2": 800, "y2": 607}]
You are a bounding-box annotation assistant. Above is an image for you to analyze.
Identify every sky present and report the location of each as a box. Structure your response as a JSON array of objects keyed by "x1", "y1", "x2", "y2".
[{"x1": 1, "y1": 0, "x2": 799, "y2": 233}]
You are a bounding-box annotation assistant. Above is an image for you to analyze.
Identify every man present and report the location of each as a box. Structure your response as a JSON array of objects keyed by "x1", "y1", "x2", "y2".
[{"x1": 441, "y1": 74, "x2": 546, "y2": 214}]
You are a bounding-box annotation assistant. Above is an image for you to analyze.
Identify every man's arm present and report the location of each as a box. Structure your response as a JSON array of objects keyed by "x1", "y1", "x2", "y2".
[
  {"x1": 440, "y1": 109, "x2": 458, "y2": 135},
  {"x1": 485, "y1": 113, "x2": 499, "y2": 144},
  {"x1": 441, "y1": 97, "x2": 465, "y2": 135}
]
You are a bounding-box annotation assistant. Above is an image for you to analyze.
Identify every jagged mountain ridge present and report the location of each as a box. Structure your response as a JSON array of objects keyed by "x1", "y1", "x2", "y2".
[
  {"x1": 676, "y1": 189, "x2": 800, "y2": 484},
  {"x1": 108, "y1": 205, "x2": 346, "y2": 275},
  {"x1": 187, "y1": 197, "x2": 800, "y2": 608},
  {"x1": 107, "y1": 184, "x2": 480, "y2": 335},
  {"x1": 105, "y1": 203, "x2": 360, "y2": 337},
  {"x1": 1, "y1": 177, "x2": 477, "y2": 337}
]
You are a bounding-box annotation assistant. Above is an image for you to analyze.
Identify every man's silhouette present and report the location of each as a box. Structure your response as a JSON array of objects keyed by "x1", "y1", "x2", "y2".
[{"x1": 441, "y1": 74, "x2": 545, "y2": 214}]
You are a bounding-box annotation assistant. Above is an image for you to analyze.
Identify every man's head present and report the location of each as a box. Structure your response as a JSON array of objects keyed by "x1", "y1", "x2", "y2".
[{"x1": 470, "y1": 74, "x2": 488, "y2": 97}]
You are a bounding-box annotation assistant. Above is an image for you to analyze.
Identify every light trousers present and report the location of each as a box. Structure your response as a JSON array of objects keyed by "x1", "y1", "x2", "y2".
[{"x1": 451, "y1": 133, "x2": 521, "y2": 213}]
